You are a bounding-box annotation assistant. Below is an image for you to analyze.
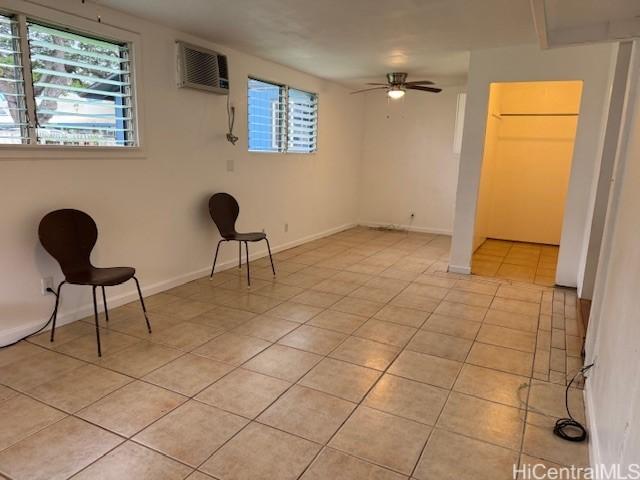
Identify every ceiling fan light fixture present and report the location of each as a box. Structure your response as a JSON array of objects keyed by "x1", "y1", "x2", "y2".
[{"x1": 388, "y1": 87, "x2": 405, "y2": 99}]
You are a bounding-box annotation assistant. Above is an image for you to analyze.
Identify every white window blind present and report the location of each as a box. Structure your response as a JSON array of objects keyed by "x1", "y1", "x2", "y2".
[
  {"x1": 0, "y1": 12, "x2": 137, "y2": 147},
  {"x1": 248, "y1": 77, "x2": 317, "y2": 153},
  {"x1": 0, "y1": 14, "x2": 28, "y2": 144},
  {"x1": 287, "y1": 88, "x2": 317, "y2": 153}
]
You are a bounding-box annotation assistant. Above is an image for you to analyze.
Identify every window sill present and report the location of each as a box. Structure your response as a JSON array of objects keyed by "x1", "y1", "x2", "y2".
[{"x1": 0, "y1": 145, "x2": 147, "y2": 161}]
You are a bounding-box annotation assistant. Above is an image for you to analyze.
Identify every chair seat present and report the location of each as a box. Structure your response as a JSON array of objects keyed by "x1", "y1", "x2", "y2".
[
  {"x1": 66, "y1": 266, "x2": 136, "y2": 286},
  {"x1": 225, "y1": 232, "x2": 267, "y2": 242}
]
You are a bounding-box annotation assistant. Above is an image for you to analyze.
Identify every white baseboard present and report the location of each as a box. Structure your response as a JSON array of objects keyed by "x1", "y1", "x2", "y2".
[
  {"x1": 584, "y1": 382, "x2": 600, "y2": 468},
  {"x1": 448, "y1": 264, "x2": 471, "y2": 275},
  {"x1": 357, "y1": 220, "x2": 452, "y2": 236},
  {"x1": 0, "y1": 222, "x2": 355, "y2": 346}
]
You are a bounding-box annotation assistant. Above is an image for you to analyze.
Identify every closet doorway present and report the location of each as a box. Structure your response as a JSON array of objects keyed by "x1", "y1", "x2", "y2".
[{"x1": 472, "y1": 81, "x2": 583, "y2": 286}]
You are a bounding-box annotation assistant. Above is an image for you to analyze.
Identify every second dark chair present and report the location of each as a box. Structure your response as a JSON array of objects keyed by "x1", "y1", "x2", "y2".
[{"x1": 209, "y1": 193, "x2": 276, "y2": 287}]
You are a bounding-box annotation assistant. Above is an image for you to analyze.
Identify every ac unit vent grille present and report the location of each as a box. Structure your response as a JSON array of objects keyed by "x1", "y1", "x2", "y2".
[{"x1": 176, "y1": 41, "x2": 229, "y2": 95}]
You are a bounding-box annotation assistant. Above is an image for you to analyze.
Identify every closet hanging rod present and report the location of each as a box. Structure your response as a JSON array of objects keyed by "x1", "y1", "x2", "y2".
[{"x1": 499, "y1": 113, "x2": 579, "y2": 117}]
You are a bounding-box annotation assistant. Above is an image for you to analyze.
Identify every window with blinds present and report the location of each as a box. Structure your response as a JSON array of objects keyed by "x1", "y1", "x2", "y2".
[
  {"x1": 0, "y1": 12, "x2": 137, "y2": 147},
  {"x1": 247, "y1": 77, "x2": 317, "y2": 153},
  {"x1": 0, "y1": 14, "x2": 28, "y2": 144}
]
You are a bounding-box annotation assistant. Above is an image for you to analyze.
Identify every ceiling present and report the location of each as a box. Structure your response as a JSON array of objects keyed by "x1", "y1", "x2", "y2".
[{"x1": 95, "y1": 0, "x2": 538, "y2": 87}]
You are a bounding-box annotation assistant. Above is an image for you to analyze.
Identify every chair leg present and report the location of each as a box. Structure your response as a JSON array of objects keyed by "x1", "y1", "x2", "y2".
[
  {"x1": 265, "y1": 238, "x2": 276, "y2": 276},
  {"x1": 245, "y1": 241, "x2": 251, "y2": 288},
  {"x1": 101, "y1": 286, "x2": 109, "y2": 323},
  {"x1": 92, "y1": 286, "x2": 102, "y2": 357},
  {"x1": 133, "y1": 276, "x2": 152, "y2": 334},
  {"x1": 210, "y1": 240, "x2": 224, "y2": 278},
  {"x1": 49, "y1": 281, "x2": 65, "y2": 343},
  {"x1": 238, "y1": 241, "x2": 242, "y2": 269}
]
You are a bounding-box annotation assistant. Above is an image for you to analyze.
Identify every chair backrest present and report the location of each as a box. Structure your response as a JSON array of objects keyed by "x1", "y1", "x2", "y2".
[
  {"x1": 38, "y1": 209, "x2": 97, "y2": 276},
  {"x1": 209, "y1": 193, "x2": 239, "y2": 238}
]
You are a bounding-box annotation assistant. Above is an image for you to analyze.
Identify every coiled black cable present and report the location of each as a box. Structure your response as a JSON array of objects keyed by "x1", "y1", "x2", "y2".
[
  {"x1": 0, "y1": 287, "x2": 58, "y2": 349},
  {"x1": 553, "y1": 363, "x2": 594, "y2": 442}
]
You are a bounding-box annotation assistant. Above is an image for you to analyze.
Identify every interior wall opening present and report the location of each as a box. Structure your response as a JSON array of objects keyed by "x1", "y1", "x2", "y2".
[{"x1": 472, "y1": 80, "x2": 584, "y2": 285}]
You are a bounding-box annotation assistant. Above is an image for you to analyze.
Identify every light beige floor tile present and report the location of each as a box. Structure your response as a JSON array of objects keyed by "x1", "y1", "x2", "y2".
[
  {"x1": 308, "y1": 310, "x2": 368, "y2": 334},
  {"x1": 364, "y1": 374, "x2": 448, "y2": 425},
  {"x1": 444, "y1": 289, "x2": 493, "y2": 308},
  {"x1": 258, "y1": 385, "x2": 356, "y2": 443},
  {"x1": 422, "y1": 313, "x2": 480, "y2": 340},
  {"x1": 231, "y1": 315, "x2": 299, "y2": 342},
  {"x1": 196, "y1": 368, "x2": 290, "y2": 418},
  {"x1": 527, "y1": 380, "x2": 585, "y2": 422},
  {"x1": 150, "y1": 297, "x2": 215, "y2": 321},
  {"x1": 453, "y1": 364, "x2": 529, "y2": 408},
  {"x1": 522, "y1": 422, "x2": 589, "y2": 467},
  {"x1": 414, "y1": 275, "x2": 457, "y2": 288},
  {"x1": 467, "y1": 343, "x2": 533, "y2": 377},
  {"x1": 189, "y1": 306, "x2": 256, "y2": 331},
  {"x1": 299, "y1": 358, "x2": 381, "y2": 402},
  {"x1": 77, "y1": 380, "x2": 186, "y2": 437},
  {"x1": 243, "y1": 344, "x2": 322, "y2": 382},
  {"x1": 0, "y1": 384, "x2": 17, "y2": 403},
  {"x1": 401, "y1": 283, "x2": 450, "y2": 300},
  {"x1": 331, "y1": 296, "x2": 384, "y2": 317},
  {"x1": 149, "y1": 321, "x2": 223, "y2": 350},
  {"x1": 0, "y1": 342, "x2": 44, "y2": 368},
  {"x1": 491, "y1": 297, "x2": 540, "y2": 317},
  {"x1": 373, "y1": 304, "x2": 429, "y2": 328},
  {"x1": 329, "y1": 336, "x2": 400, "y2": 371},
  {"x1": 105, "y1": 312, "x2": 177, "y2": 339},
  {"x1": 97, "y1": 341, "x2": 183, "y2": 377},
  {"x1": 454, "y1": 279, "x2": 499, "y2": 296},
  {"x1": 414, "y1": 428, "x2": 519, "y2": 480},
  {"x1": 201, "y1": 422, "x2": 320, "y2": 480},
  {"x1": 312, "y1": 278, "x2": 360, "y2": 295},
  {"x1": 26, "y1": 364, "x2": 131, "y2": 413},
  {"x1": 252, "y1": 283, "x2": 305, "y2": 300},
  {"x1": 278, "y1": 325, "x2": 347, "y2": 355},
  {"x1": 193, "y1": 332, "x2": 270, "y2": 365},
  {"x1": 28, "y1": 320, "x2": 94, "y2": 348},
  {"x1": 72, "y1": 441, "x2": 192, "y2": 480},
  {"x1": 388, "y1": 350, "x2": 462, "y2": 389},
  {"x1": 496, "y1": 285, "x2": 543, "y2": 303},
  {"x1": 354, "y1": 318, "x2": 417, "y2": 347},
  {"x1": 0, "y1": 348, "x2": 85, "y2": 391},
  {"x1": 0, "y1": 394, "x2": 66, "y2": 451},
  {"x1": 134, "y1": 400, "x2": 247, "y2": 466},
  {"x1": 484, "y1": 309, "x2": 539, "y2": 333},
  {"x1": 476, "y1": 324, "x2": 537, "y2": 353},
  {"x1": 265, "y1": 301, "x2": 323, "y2": 323},
  {"x1": 390, "y1": 292, "x2": 440, "y2": 312},
  {"x1": 433, "y1": 301, "x2": 487, "y2": 322},
  {"x1": 187, "y1": 471, "x2": 216, "y2": 480},
  {"x1": 330, "y1": 406, "x2": 430, "y2": 475},
  {"x1": 143, "y1": 353, "x2": 234, "y2": 396},
  {"x1": 0, "y1": 416, "x2": 122, "y2": 480},
  {"x1": 54, "y1": 329, "x2": 140, "y2": 361},
  {"x1": 301, "y1": 447, "x2": 406, "y2": 480},
  {"x1": 291, "y1": 290, "x2": 343, "y2": 308},
  {"x1": 437, "y1": 392, "x2": 524, "y2": 450},
  {"x1": 406, "y1": 330, "x2": 472, "y2": 362}
]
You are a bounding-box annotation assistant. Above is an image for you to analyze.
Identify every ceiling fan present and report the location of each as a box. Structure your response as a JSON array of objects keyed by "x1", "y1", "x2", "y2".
[{"x1": 351, "y1": 72, "x2": 442, "y2": 99}]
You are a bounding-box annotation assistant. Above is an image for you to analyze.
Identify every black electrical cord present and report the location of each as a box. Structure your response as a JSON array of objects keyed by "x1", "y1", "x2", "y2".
[
  {"x1": 553, "y1": 363, "x2": 594, "y2": 442},
  {"x1": 0, "y1": 287, "x2": 58, "y2": 349}
]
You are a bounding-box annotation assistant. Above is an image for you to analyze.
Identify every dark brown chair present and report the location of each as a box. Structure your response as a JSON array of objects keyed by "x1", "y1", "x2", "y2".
[
  {"x1": 38, "y1": 209, "x2": 151, "y2": 356},
  {"x1": 209, "y1": 193, "x2": 275, "y2": 287}
]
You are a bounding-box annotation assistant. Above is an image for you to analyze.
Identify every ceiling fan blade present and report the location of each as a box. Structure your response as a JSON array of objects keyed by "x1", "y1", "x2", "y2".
[
  {"x1": 404, "y1": 80, "x2": 435, "y2": 85},
  {"x1": 406, "y1": 85, "x2": 442, "y2": 93},
  {"x1": 350, "y1": 86, "x2": 388, "y2": 94},
  {"x1": 366, "y1": 82, "x2": 389, "y2": 86}
]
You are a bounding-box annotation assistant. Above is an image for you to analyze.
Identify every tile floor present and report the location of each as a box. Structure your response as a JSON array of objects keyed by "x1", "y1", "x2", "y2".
[
  {"x1": 0, "y1": 227, "x2": 588, "y2": 479},
  {"x1": 472, "y1": 238, "x2": 559, "y2": 286}
]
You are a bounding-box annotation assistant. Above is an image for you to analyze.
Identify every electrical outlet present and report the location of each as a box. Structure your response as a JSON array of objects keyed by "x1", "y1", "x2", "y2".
[
  {"x1": 41, "y1": 277, "x2": 54, "y2": 295},
  {"x1": 284, "y1": 223, "x2": 289, "y2": 233},
  {"x1": 410, "y1": 212, "x2": 415, "y2": 219}
]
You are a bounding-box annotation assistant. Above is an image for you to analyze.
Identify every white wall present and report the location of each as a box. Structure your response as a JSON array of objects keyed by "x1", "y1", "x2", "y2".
[
  {"x1": 449, "y1": 44, "x2": 616, "y2": 286},
  {"x1": 358, "y1": 86, "x2": 463, "y2": 234},
  {"x1": 584, "y1": 41, "x2": 640, "y2": 472},
  {"x1": 0, "y1": 0, "x2": 364, "y2": 344}
]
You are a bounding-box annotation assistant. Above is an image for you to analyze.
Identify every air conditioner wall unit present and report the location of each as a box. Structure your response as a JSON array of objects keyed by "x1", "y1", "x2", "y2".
[{"x1": 176, "y1": 41, "x2": 229, "y2": 94}]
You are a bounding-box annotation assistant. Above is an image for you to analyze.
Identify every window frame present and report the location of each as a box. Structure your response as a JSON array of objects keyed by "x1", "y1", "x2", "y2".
[
  {"x1": 0, "y1": 3, "x2": 144, "y2": 159},
  {"x1": 247, "y1": 75, "x2": 318, "y2": 154}
]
